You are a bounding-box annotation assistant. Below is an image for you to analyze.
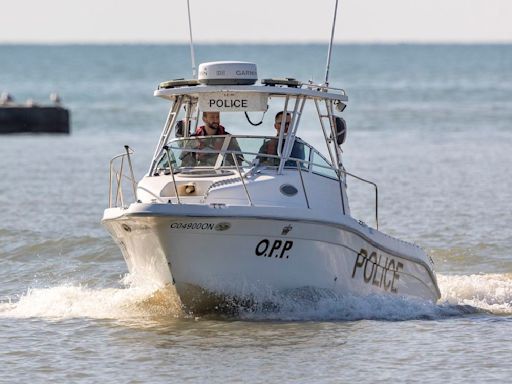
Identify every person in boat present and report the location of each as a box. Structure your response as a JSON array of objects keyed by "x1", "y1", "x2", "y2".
[
  {"x1": 181, "y1": 112, "x2": 242, "y2": 167},
  {"x1": 258, "y1": 111, "x2": 305, "y2": 167}
]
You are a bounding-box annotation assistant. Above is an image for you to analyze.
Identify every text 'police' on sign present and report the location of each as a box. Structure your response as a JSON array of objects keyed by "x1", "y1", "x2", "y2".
[{"x1": 199, "y1": 92, "x2": 268, "y2": 112}]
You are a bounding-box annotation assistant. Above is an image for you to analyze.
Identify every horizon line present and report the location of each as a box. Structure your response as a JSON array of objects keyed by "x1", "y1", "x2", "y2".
[{"x1": 1, "y1": 40, "x2": 512, "y2": 46}]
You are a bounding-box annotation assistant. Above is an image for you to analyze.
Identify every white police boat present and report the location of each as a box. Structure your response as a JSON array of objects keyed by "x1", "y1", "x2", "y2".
[{"x1": 102, "y1": 61, "x2": 441, "y2": 313}]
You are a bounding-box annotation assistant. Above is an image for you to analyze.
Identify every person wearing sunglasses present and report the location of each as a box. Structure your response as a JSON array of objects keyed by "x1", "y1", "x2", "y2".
[{"x1": 258, "y1": 111, "x2": 305, "y2": 167}]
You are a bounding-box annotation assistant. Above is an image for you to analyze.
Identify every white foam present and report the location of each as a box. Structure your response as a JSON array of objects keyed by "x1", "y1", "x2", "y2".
[
  {"x1": 1, "y1": 273, "x2": 511, "y2": 321},
  {"x1": 236, "y1": 293, "x2": 442, "y2": 321},
  {"x1": 0, "y1": 280, "x2": 184, "y2": 321},
  {"x1": 438, "y1": 273, "x2": 512, "y2": 315},
  {"x1": 232, "y1": 273, "x2": 512, "y2": 320}
]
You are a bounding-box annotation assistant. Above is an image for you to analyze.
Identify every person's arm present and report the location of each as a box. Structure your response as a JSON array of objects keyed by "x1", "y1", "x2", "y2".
[
  {"x1": 179, "y1": 135, "x2": 198, "y2": 167},
  {"x1": 256, "y1": 140, "x2": 272, "y2": 165},
  {"x1": 291, "y1": 141, "x2": 305, "y2": 159},
  {"x1": 223, "y1": 137, "x2": 243, "y2": 166}
]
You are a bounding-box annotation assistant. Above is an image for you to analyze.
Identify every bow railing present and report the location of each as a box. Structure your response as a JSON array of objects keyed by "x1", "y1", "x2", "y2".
[{"x1": 108, "y1": 145, "x2": 137, "y2": 208}]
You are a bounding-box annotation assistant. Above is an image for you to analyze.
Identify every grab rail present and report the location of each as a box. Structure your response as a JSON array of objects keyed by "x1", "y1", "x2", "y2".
[
  {"x1": 339, "y1": 169, "x2": 379, "y2": 230},
  {"x1": 108, "y1": 146, "x2": 137, "y2": 208},
  {"x1": 163, "y1": 145, "x2": 181, "y2": 205},
  {"x1": 232, "y1": 153, "x2": 253, "y2": 206},
  {"x1": 296, "y1": 160, "x2": 310, "y2": 209}
]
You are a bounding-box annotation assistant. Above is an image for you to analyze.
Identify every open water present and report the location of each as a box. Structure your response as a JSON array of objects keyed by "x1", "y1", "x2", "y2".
[{"x1": 1, "y1": 44, "x2": 512, "y2": 383}]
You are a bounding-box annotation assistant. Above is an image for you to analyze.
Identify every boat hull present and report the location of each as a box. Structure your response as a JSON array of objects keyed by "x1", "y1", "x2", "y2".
[{"x1": 103, "y1": 205, "x2": 440, "y2": 313}]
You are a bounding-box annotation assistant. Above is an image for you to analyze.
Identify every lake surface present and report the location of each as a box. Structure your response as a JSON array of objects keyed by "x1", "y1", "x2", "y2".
[{"x1": 1, "y1": 44, "x2": 512, "y2": 383}]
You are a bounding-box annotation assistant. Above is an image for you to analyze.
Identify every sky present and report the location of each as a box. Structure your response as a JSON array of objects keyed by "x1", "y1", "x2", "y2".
[{"x1": 0, "y1": 0, "x2": 511, "y2": 43}]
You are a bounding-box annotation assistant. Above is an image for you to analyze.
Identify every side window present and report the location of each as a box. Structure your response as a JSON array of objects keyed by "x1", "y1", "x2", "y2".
[{"x1": 311, "y1": 151, "x2": 337, "y2": 179}]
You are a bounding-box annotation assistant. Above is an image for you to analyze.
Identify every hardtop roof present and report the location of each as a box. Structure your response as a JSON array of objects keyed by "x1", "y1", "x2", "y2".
[{"x1": 154, "y1": 84, "x2": 348, "y2": 103}]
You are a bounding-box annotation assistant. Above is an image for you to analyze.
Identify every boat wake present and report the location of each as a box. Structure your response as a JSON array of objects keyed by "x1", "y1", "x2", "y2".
[
  {"x1": 0, "y1": 282, "x2": 185, "y2": 322},
  {"x1": 230, "y1": 272, "x2": 512, "y2": 321},
  {"x1": 0, "y1": 273, "x2": 511, "y2": 322},
  {"x1": 437, "y1": 273, "x2": 512, "y2": 315}
]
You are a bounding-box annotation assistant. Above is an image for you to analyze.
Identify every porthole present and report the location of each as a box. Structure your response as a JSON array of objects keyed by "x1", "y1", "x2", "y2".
[{"x1": 280, "y1": 184, "x2": 298, "y2": 196}]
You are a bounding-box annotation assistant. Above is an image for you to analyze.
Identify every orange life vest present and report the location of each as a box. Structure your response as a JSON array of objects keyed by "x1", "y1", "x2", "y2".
[{"x1": 193, "y1": 125, "x2": 227, "y2": 136}]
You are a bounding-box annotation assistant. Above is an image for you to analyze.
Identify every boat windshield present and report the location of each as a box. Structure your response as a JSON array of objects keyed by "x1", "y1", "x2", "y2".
[{"x1": 154, "y1": 135, "x2": 338, "y2": 179}]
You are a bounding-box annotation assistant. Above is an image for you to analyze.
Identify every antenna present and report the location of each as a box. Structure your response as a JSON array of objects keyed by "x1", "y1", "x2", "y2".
[
  {"x1": 324, "y1": 0, "x2": 339, "y2": 86},
  {"x1": 187, "y1": 0, "x2": 197, "y2": 78}
]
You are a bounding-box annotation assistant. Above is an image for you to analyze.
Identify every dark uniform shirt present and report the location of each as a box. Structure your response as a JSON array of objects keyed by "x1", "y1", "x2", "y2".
[{"x1": 258, "y1": 137, "x2": 305, "y2": 167}]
